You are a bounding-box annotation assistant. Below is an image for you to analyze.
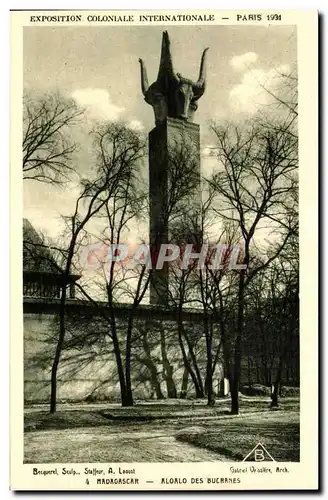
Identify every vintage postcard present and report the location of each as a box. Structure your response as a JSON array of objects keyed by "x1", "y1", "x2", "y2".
[{"x1": 10, "y1": 10, "x2": 318, "y2": 491}]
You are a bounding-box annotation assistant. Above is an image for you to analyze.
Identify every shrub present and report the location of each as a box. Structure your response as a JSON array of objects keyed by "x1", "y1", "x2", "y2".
[
  {"x1": 240, "y1": 384, "x2": 271, "y2": 396},
  {"x1": 280, "y1": 386, "x2": 300, "y2": 397}
]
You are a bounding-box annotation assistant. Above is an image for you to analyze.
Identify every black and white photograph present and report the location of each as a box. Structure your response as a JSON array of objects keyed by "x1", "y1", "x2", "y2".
[{"x1": 10, "y1": 10, "x2": 318, "y2": 491}]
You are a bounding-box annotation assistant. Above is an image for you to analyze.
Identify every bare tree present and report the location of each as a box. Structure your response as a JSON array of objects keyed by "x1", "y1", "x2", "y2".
[
  {"x1": 79, "y1": 122, "x2": 149, "y2": 407},
  {"x1": 46, "y1": 128, "x2": 204, "y2": 408},
  {"x1": 23, "y1": 92, "x2": 83, "y2": 184},
  {"x1": 133, "y1": 320, "x2": 165, "y2": 400},
  {"x1": 261, "y1": 66, "x2": 298, "y2": 118},
  {"x1": 168, "y1": 260, "x2": 206, "y2": 399},
  {"x1": 166, "y1": 193, "x2": 217, "y2": 403},
  {"x1": 46, "y1": 122, "x2": 146, "y2": 412},
  {"x1": 268, "y1": 234, "x2": 299, "y2": 406},
  {"x1": 209, "y1": 118, "x2": 298, "y2": 414},
  {"x1": 200, "y1": 223, "x2": 241, "y2": 406},
  {"x1": 241, "y1": 238, "x2": 299, "y2": 398}
]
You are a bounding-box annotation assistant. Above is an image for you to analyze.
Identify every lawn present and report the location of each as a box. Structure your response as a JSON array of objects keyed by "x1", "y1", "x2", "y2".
[
  {"x1": 24, "y1": 397, "x2": 299, "y2": 463},
  {"x1": 176, "y1": 410, "x2": 300, "y2": 462},
  {"x1": 24, "y1": 396, "x2": 299, "y2": 432}
]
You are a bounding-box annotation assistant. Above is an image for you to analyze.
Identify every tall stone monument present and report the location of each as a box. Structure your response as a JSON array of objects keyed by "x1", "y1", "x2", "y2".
[{"x1": 139, "y1": 31, "x2": 208, "y2": 305}]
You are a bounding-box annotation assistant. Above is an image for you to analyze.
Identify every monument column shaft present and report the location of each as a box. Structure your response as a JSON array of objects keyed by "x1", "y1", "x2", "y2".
[{"x1": 149, "y1": 117, "x2": 201, "y2": 306}]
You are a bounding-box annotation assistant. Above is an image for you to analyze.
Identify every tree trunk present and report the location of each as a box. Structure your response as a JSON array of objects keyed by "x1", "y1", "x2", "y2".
[
  {"x1": 177, "y1": 320, "x2": 203, "y2": 398},
  {"x1": 286, "y1": 362, "x2": 290, "y2": 385},
  {"x1": 271, "y1": 380, "x2": 280, "y2": 407},
  {"x1": 112, "y1": 331, "x2": 127, "y2": 405},
  {"x1": 231, "y1": 270, "x2": 246, "y2": 415},
  {"x1": 108, "y1": 306, "x2": 127, "y2": 407},
  {"x1": 216, "y1": 292, "x2": 231, "y2": 399},
  {"x1": 205, "y1": 319, "x2": 214, "y2": 406},
  {"x1": 182, "y1": 327, "x2": 204, "y2": 397},
  {"x1": 256, "y1": 362, "x2": 260, "y2": 384},
  {"x1": 50, "y1": 288, "x2": 66, "y2": 413},
  {"x1": 206, "y1": 363, "x2": 214, "y2": 405},
  {"x1": 247, "y1": 356, "x2": 252, "y2": 388},
  {"x1": 153, "y1": 379, "x2": 164, "y2": 400},
  {"x1": 165, "y1": 366, "x2": 177, "y2": 398},
  {"x1": 230, "y1": 377, "x2": 239, "y2": 415},
  {"x1": 122, "y1": 388, "x2": 134, "y2": 407},
  {"x1": 50, "y1": 276, "x2": 69, "y2": 413},
  {"x1": 124, "y1": 315, "x2": 134, "y2": 407},
  {"x1": 160, "y1": 327, "x2": 177, "y2": 398},
  {"x1": 180, "y1": 364, "x2": 189, "y2": 398},
  {"x1": 271, "y1": 360, "x2": 283, "y2": 408},
  {"x1": 50, "y1": 235, "x2": 78, "y2": 413},
  {"x1": 142, "y1": 331, "x2": 164, "y2": 400}
]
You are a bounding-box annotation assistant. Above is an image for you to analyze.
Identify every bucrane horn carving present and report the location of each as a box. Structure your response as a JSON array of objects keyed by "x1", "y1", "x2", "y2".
[{"x1": 139, "y1": 31, "x2": 209, "y2": 124}]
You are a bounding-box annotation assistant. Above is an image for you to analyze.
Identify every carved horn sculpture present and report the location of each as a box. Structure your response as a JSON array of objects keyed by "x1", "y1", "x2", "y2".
[
  {"x1": 193, "y1": 47, "x2": 209, "y2": 97},
  {"x1": 157, "y1": 30, "x2": 179, "y2": 88},
  {"x1": 138, "y1": 31, "x2": 209, "y2": 123},
  {"x1": 138, "y1": 58, "x2": 149, "y2": 96}
]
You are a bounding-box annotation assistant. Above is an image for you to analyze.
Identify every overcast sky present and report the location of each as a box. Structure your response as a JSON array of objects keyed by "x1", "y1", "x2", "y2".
[{"x1": 23, "y1": 25, "x2": 297, "y2": 239}]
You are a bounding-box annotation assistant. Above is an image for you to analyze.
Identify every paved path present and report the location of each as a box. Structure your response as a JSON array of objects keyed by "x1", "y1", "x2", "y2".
[{"x1": 24, "y1": 425, "x2": 226, "y2": 463}]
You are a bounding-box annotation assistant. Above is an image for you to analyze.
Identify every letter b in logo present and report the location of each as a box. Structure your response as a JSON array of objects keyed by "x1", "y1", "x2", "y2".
[
  {"x1": 243, "y1": 442, "x2": 275, "y2": 462},
  {"x1": 255, "y1": 449, "x2": 265, "y2": 461}
]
